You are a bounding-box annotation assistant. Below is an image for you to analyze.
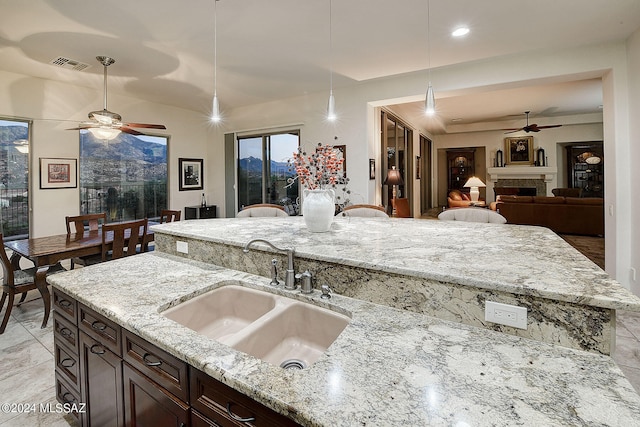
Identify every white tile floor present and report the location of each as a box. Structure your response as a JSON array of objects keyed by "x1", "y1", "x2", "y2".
[{"x1": 1, "y1": 285, "x2": 640, "y2": 426}]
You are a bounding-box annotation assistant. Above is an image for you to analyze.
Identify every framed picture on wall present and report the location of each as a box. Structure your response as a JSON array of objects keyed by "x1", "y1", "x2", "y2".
[
  {"x1": 505, "y1": 136, "x2": 534, "y2": 165},
  {"x1": 178, "y1": 158, "x2": 204, "y2": 191},
  {"x1": 39, "y1": 158, "x2": 77, "y2": 189},
  {"x1": 332, "y1": 145, "x2": 347, "y2": 178}
]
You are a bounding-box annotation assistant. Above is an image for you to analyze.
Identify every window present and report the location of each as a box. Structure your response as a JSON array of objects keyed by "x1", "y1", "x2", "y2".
[
  {"x1": 79, "y1": 131, "x2": 168, "y2": 222},
  {"x1": 237, "y1": 131, "x2": 299, "y2": 214},
  {"x1": 0, "y1": 118, "x2": 30, "y2": 239}
]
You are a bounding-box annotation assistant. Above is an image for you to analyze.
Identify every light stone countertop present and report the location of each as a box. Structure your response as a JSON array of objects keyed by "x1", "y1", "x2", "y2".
[
  {"x1": 48, "y1": 252, "x2": 640, "y2": 426},
  {"x1": 151, "y1": 216, "x2": 640, "y2": 311}
]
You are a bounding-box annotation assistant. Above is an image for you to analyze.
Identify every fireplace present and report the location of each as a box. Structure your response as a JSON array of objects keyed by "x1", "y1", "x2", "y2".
[
  {"x1": 487, "y1": 166, "x2": 557, "y2": 197},
  {"x1": 495, "y1": 179, "x2": 546, "y2": 196},
  {"x1": 494, "y1": 186, "x2": 537, "y2": 197}
]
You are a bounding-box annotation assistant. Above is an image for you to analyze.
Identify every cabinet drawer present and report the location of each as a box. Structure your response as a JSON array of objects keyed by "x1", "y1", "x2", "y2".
[
  {"x1": 55, "y1": 342, "x2": 80, "y2": 392},
  {"x1": 122, "y1": 329, "x2": 189, "y2": 403},
  {"x1": 55, "y1": 377, "x2": 82, "y2": 423},
  {"x1": 79, "y1": 303, "x2": 122, "y2": 356},
  {"x1": 190, "y1": 367, "x2": 299, "y2": 427},
  {"x1": 54, "y1": 311, "x2": 78, "y2": 354},
  {"x1": 192, "y1": 408, "x2": 237, "y2": 427},
  {"x1": 53, "y1": 288, "x2": 77, "y2": 324}
]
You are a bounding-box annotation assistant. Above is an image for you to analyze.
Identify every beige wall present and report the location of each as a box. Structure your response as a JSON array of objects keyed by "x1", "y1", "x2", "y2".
[{"x1": 627, "y1": 28, "x2": 640, "y2": 296}]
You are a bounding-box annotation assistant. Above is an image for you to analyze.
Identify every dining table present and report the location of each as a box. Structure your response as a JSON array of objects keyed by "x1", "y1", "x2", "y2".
[{"x1": 3, "y1": 225, "x2": 154, "y2": 329}]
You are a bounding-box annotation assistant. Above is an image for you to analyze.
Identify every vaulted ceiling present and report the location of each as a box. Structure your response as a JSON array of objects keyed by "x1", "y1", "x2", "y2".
[{"x1": 2, "y1": 0, "x2": 639, "y2": 133}]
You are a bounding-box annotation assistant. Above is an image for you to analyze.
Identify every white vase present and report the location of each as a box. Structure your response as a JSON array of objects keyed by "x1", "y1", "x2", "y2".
[{"x1": 302, "y1": 188, "x2": 335, "y2": 232}]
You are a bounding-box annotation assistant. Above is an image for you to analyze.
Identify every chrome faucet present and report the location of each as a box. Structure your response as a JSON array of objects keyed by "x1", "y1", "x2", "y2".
[{"x1": 243, "y1": 239, "x2": 296, "y2": 290}]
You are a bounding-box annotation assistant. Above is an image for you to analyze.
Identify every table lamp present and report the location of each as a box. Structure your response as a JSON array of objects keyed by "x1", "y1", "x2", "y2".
[
  {"x1": 463, "y1": 176, "x2": 486, "y2": 202},
  {"x1": 384, "y1": 166, "x2": 404, "y2": 215}
]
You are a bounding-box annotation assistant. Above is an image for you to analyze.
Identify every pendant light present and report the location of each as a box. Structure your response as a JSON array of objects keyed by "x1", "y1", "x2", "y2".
[
  {"x1": 424, "y1": 0, "x2": 436, "y2": 116},
  {"x1": 211, "y1": 0, "x2": 221, "y2": 123},
  {"x1": 326, "y1": 0, "x2": 336, "y2": 121}
]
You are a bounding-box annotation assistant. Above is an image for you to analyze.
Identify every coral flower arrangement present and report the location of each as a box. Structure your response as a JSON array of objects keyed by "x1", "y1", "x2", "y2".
[{"x1": 288, "y1": 143, "x2": 349, "y2": 190}]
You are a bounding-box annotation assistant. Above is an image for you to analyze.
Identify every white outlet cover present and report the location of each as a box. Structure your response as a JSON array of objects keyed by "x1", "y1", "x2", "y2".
[
  {"x1": 485, "y1": 301, "x2": 527, "y2": 330},
  {"x1": 176, "y1": 241, "x2": 188, "y2": 254}
]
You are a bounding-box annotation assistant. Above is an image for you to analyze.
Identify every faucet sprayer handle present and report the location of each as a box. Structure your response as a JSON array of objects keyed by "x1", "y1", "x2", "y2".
[{"x1": 320, "y1": 284, "x2": 332, "y2": 299}]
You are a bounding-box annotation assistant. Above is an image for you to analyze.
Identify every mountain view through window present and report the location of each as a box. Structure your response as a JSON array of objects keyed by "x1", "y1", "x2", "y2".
[{"x1": 79, "y1": 131, "x2": 168, "y2": 222}]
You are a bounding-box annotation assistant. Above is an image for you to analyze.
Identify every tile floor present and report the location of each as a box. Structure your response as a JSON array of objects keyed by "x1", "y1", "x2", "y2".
[{"x1": 1, "y1": 273, "x2": 640, "y2": 426}]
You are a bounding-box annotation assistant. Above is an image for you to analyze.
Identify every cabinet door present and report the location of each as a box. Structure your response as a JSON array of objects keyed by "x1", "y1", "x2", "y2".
[
  {"x1": 123, "y1": 363, "x2": 189, "y2": 427},
  {"x1": 79, "y1": 331, "x2": 124, "y2": 427}
]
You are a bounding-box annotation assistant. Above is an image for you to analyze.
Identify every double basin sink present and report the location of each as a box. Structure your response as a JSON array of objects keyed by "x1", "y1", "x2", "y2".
[{"x1": 162, "y1": 283, "x2": 350, "y2": 369}]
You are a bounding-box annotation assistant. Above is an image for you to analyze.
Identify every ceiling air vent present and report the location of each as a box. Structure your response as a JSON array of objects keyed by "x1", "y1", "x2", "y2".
[{"x1": 49, "y1": 56, "x2": 91, "y2": 71}]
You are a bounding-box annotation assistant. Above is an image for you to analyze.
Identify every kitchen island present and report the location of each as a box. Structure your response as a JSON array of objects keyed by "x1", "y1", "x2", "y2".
[
  {"x1": 152, "y1": 216, "x2": 640, "y2": 354},
  {"x1": 50, "y1": 253, "x2": 640, "y2": 426},
  {"x1": 48, "y1": 217, "x2": 640, "y2": 426}
]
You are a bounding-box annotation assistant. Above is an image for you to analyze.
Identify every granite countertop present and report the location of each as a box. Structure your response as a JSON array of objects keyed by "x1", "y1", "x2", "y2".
[
  {"x1": 151, "y1": 216, "x2": 640, "y2": 311},
  {"x1": 48, "y1": 252, "x2": 640, "y2": 426}
]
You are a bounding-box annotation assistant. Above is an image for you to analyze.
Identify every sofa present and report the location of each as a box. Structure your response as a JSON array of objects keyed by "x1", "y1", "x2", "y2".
[
  {"x1": 448, "y1": 190, "x2": 485, "y2": 208},
  {"x1": 494, "y1": 195, "x2": 603, "y2": 236}
]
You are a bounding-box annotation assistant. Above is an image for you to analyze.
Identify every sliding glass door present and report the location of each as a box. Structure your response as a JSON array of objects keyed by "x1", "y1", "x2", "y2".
[{"x1": 237, "y1": 131, "x2": 299, "y2": 214}]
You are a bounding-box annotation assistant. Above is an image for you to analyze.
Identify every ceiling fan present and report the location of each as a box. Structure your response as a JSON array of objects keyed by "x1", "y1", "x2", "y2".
[
  {"x1": 67, "y1": 56, "x2": 166, "y2": 140},
  {"x1": 503, "y1": 111, "x2": 562, "y2": 134}
]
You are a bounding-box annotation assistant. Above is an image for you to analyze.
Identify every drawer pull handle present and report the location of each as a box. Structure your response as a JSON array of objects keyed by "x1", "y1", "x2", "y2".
[
  {"x1": 61, "y1": 392, "x2": 77, "y2": 404},
  {"x1": 226, "y1": 402, "x2": 256, "y2": 423},
  {"x1": 60, "y1": 327, "x2": 73, "y2": 338},
  {"x1": 90, "y1": 344, "x2": 105, "y2": 355},
  {"x1": 60, "y1": 357, "x2": 76, "y2": 368},
  {"x1": 91, "y1": 320, "x2": 107, "y2": 331},
  {"x1": 59, "y1": 300, "x2": 72, "y2": 309},
  {"x1": 142, "y1": 353, "x2": 162, "y2": 367}
]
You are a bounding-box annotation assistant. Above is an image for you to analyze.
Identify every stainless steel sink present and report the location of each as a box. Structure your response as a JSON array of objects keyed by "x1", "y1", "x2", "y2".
[{"x1": 162, "y1": 283, "x2": 350, "y2": 368}]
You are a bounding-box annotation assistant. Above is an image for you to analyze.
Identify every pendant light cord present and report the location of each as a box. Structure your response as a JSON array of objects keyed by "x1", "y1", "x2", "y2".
[
  {"x1": 329, "y1": 0, "x2": 333, "y2": 93},
  {"x1": 427, "y1": 0, "x2": 431, "y2": 82},
  {"x1": 214, "y1": 0, "x2": 218, "y2": 97}
]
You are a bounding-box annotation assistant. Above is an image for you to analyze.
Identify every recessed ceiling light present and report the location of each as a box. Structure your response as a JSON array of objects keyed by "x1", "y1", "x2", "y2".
[{"x1": 452, "y1": 27, "x2": 470, "y2": 37}]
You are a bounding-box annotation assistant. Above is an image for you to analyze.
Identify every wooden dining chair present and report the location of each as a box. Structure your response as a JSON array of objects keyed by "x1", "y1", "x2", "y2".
[
  {"x1": 0, "y1": 234, "x2": 65, "y2": 334},
  {"x1": 66, "y1": 213, "x2": 107, "y2": 269},
  {"x1": 159, "y1": 209, "x2": 181, "y2": 223},
  {"x1": 102, "y1": 218, "x2": 149, "y2": 261}
]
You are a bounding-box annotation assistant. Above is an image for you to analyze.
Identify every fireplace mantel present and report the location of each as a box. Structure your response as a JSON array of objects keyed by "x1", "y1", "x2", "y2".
[{"x1": 487, "y1": 166, "x2": 557, "y2": 182}]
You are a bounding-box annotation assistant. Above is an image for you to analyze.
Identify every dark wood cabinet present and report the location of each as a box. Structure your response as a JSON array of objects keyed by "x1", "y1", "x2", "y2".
[
  {"x1": 566, "y1": 143, "x2": 603, "y2": 198},
  {"x1": 79, "y1": 331, "x2": 124, "y2": 427},
  {"x1": 54, "y1": 291, "x2": 301, "y2": 427},
  {"x1": 123, "y1": 364, "x2": 189, "y2": 427},
  {"x1": 185, "y1": 205, "x2": 217, "y2": 219},
  {"x1": 191, "y1": 367, "x2": 299, "y2": 427},
  {"x1": 447, "y1": 150, "x2": 475, "y2": 194}
]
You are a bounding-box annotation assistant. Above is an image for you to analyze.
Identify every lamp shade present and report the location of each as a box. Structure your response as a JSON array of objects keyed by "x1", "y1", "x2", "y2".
[
  {"x1": 463, "y1": 177, "x2": 486, "y2": 188},
  {"x1": 384, "y1": 168, "x2": 404, "y2": 186}
]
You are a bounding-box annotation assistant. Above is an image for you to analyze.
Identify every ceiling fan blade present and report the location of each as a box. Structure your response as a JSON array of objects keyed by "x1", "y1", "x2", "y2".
[
  {"x1": 503, "y1": 128, "x2": 524, "y2": 134},
  {"x1": 66, "y1": 125, "x2": 97, "y2": 130},
  {"x1": 118, "y1": 126, "x2": 144, "y2": 136},
  {"x1": 536, "y1": 125, "x2": 563, "y2": 129},
  {"x1": 123, "y1": 123, "x2": 167, "y2": 129}
]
